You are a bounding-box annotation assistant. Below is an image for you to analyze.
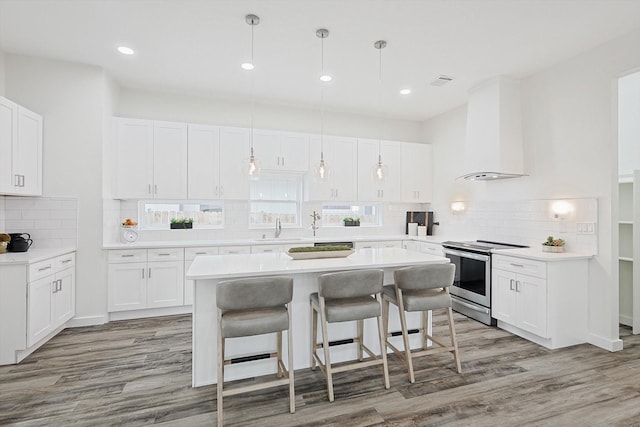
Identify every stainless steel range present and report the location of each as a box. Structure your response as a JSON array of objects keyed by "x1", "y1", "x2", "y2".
[{"x1": 441, "y1": 240, "x2": 527, "y2": 326}]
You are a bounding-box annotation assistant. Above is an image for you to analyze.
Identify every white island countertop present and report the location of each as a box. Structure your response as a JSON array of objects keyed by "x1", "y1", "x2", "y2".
[
  {"x1": 0, "y1": 247, "x2": 76, "y2": 265},
  {"x1": 187, "y1": 247, "x2": 449, "y2": 280},
  {"x1": 492, "y1": 247, "x2": 593, "y2": 261}
]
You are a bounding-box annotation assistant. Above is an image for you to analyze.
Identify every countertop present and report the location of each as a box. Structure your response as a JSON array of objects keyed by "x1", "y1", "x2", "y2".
[
  {"x1": 186, "y1": 247, "x2": 449, "y2": 280},
  {"x1": 0, "y1": 247, "x2": 77, "y2": 265},
  {"x1": 492, "y1": 247, "x2": 593, "y2": 261}
]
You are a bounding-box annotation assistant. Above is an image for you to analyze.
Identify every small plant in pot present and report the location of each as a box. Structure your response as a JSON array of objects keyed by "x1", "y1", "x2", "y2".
[
  {"x1": 542, "y1": 235, "x2": 564, "y2": 252},
  {"x1": 343, "y1": 217, "x2": 360, "y2": 227},
  {"x1": 170, "y1": 218, "x2": 194, "y2": 229}
]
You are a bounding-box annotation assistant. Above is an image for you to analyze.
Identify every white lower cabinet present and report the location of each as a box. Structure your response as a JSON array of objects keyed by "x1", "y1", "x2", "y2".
[
  {"x1": 0, "y1": 251, "x2": 76, "y2": 365},
  {"x1": 492, "y1": 254, "x2": 589, "y2": 349},
  {"x1": 108, "y1": 248, "x2": 184, "y2": 312}
]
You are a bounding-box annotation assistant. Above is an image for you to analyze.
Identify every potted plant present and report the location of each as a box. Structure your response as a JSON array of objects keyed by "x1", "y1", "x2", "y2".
[
  {"x1": 170, "y1": 218, "x2": 194, "y2": 229},
  {"x1": 343, "y1": 217, "x2": 360, "y2": 227},
  {"x1": 542, "y1": 235, "x2": 564, "y2": 252}
]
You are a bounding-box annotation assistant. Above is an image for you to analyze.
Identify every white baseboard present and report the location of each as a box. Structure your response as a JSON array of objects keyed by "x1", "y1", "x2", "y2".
[
  {"x1": 108, "y1": 305, "x2": 192, "y2": 322},
  {"x1": 67, "y1": 315, "x2": 108, "y2": 328},
  {"x1": 619, "y1": 314, "x2": 633, "y2": 327},
  {"x1": 587, "y1": 333, "x2": 624, "y2": 352}
]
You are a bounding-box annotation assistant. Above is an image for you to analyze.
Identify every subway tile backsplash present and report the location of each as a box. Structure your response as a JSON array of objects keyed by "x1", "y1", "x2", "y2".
[{"x1": 2, "y1": 196, "x2": 78, "y2": 249}]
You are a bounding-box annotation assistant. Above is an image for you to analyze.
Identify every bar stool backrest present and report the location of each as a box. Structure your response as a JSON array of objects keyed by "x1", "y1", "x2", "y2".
[
  {"x1": 393, "y1": 263, "x2": 455, "y2": 291},
  {"x1": 318, "y1": 269, "x2": 384, "y2": 299},
  {"x1": 217, "y1": 276, "x2": 294, "y2": 311}
]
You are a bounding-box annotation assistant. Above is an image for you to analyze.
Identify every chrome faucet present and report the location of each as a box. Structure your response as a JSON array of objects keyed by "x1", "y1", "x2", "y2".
[
  {"x1": 310, "y1": 211, "x2": 320, "y2": 237},
  {"x1": 275, "y1": 217, "x2": 282, "y2": 238}
]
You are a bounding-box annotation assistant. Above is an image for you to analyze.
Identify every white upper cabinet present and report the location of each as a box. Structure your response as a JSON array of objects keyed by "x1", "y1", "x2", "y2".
[
  {"x1": 115, "y1": 118, "x2": 187, "y2": 199},
  {"x1": 253, "y1": 129, "x2": 309, "y2": 172},
  {"x1": 0, "y1": 97, "x2": 43, "y2": 196},
  {"x1": 218, "y1": 126, "x2": 250, "y2": 200},
  {"x1": 306, "y1": 135, "x2": 358, "y2": 201},
  {"x1": 187, "y1": 124, "x2": 220, "y2": 199},
  {"x1": 153, "y1": 121, "x2": 188, "y2": 199},
  {"x1": 357, "y1": 138, "x2": 401, "y2": 202},
  {"x1": 401, "y1": 143, "x2": 432, "y2": 203}
]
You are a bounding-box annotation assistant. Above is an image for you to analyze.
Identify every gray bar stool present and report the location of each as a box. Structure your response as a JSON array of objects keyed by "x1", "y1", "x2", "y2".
[
  {"x1": 216, "y1": 276, "x2": 295, "y2": 426},
  {"x1": 382, "y1": 263, "x2": 462, "y2": 383},
  {"x1": 310, "y1": 269, "x2": 390, "y2": 402}
]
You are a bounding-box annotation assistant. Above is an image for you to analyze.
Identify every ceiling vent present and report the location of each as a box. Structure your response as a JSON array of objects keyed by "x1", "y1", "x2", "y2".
[{"x1": 430, "y1": 75, "x2": 454, "y2": 86}]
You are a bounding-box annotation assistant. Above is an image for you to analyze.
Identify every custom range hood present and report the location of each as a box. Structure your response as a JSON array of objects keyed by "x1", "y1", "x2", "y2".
[{"x1": 460, "y1": 76, "x2": 526, "y2": 181}]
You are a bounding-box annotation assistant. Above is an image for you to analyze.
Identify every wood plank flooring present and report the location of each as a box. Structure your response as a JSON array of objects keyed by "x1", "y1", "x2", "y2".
[{"x1": 1, "y1": 313, "x2": 640, "y2": 426}]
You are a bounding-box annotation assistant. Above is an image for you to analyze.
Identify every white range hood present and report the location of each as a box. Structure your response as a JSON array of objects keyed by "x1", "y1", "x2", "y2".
[{"x1": 460, "y1": 76, "x2": 526, "y2": 181}]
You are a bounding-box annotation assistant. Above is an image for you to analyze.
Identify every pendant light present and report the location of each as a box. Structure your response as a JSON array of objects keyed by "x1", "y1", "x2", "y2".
[
  {"x1": 315, "y1": 28, "x2": 330, "y2": 182},
  {"x1": 372, "y1": 40, "x2": 387, "y2": 183},
  {"x1": 243, "y1": 14, "x2": 260, "y2": 177}
]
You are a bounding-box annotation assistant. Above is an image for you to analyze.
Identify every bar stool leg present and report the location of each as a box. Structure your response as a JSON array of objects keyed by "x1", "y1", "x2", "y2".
[
  {"x1": 396, "y1": 289, "x2": 415, "y2": 383},
  {"x1": 447, "y1": 307, "x2": 462, "y2": 373},
  {"x1": 287, "y1": 304, "x2": 296, "y2": 413},
  {"x1": 277, "y1": 331, "x2": 283, "y2": 378},
  {"x1": 319, "y1": 297, "x2": 334, "y2": 402},
  {"x1": 357, "y1": 319, "x2": 364, "y2": 361},
  {"x1": 382, "y1": 297, "x2": 390, "y2": 349},
  {"x1": 376, "y1": 294, "x2": 390, "y2": 389},
  {"x1": 422, "y1": 310, "x2": 429, "y2": 350},
  {"x1": 217, "y1": 318, "x2": 224, "y2": 427},
  {"x1": 310, "y1": 302, "x2": 317, "y2": 370}
]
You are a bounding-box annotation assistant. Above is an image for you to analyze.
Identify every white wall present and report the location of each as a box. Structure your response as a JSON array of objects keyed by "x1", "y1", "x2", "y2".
[
  {"x1": 117, "y1": 88, "x2": 425, "y2": 142},
  {"x1": 0, "y1": 50, "x2": 5, "y2": 96},
  {"x1": 619, "y1": 71, "x2": 640, "y2": 177},
  {"x1": 425, "y1": 28, "x2": 640, "y2": 351},
  {"x1": 5, "y1": 54, "x2": 111, "y2": 326}
]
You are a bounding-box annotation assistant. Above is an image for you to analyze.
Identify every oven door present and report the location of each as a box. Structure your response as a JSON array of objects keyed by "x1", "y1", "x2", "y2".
[{"x1": 443, "y1": 248, "x2": 491, "y2": 307}]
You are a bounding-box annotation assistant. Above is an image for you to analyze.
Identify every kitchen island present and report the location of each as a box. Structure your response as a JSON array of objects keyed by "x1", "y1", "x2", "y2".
[{"x1": 187, "y1": 247, "x2": 448, "y2": 387}]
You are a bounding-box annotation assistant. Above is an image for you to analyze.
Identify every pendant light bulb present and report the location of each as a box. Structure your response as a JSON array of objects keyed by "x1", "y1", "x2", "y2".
[{"x1": 247, "y1": 146, "x2": 261, "y2": 176}]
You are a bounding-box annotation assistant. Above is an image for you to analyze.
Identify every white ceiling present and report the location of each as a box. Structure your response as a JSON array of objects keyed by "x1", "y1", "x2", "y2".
[{"x1": 1, "y1": 0, "x2": 639, "y2": 121}]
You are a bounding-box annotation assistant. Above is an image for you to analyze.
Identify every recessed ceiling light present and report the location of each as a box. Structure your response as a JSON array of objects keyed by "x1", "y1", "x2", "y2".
[
  {"x1": 400, "y1": 89, "x2": 411, "y2": 95},
  {"x1": 241, "y1": 62, "x2": 255, "y2": 70},
  {"x1": 320, "y1": 74, "x2": 332, "y2": 82},
  {"x1": 117, "y1": 46, "x2": 135, "y2": 55}
]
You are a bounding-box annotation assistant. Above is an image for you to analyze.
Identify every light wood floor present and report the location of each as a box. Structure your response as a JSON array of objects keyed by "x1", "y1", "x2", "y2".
[{"x1": 1, "y1": 313, "x2": 639, "y2": 426}]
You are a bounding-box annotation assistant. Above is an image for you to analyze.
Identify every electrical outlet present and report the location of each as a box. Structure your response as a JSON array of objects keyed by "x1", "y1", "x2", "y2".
[{"x1": 577, "y1": 222, "x2": 596, "y2": 234}]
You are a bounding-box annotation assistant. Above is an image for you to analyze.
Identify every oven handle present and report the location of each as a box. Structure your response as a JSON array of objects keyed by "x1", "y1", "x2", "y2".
[
  {"x1": 443, "y1": 248, "x2": 490, "y2": 262},
  {"x1": 452, "y1": 297, "x2": 491, "y2": 315}
]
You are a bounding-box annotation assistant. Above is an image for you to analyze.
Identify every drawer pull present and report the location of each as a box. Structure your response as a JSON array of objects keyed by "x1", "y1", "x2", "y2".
[
  {"x1": 38, "y1": 265, "x2": 52, "y2": 272},
  {"x1": 195, "y1": 252, "x2": 207, "y2": 255},
  {"x1": 121, "y1": 254, "x2": 135, "y2": 258},
  {"x1": 509, "y1": 263, "x2": 525, "y2": 268},
  {"x1": 157, "y1": 253, "x2": 171, "y2": 256},
  {"x1": 62, "y1": 259, "x2": 72, "y2": 264}
]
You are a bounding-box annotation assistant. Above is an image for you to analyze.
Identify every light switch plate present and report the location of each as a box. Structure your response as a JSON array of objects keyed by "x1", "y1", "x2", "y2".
[{"x1": 577, "y1": 222, "x2": 596, "y2": 234}]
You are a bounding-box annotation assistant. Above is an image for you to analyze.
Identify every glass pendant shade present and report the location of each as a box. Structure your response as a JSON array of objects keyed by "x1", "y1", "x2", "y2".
[
  {"x1": 372, "y1": 155, "x2": 386, "y2": 183},
  {"x1": 314, "y1": 153, "x2": 329, "y2": 182}
]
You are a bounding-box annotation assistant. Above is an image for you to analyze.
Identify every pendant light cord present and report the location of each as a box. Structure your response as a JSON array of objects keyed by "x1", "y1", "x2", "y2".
[
  {"x1": 250, "y1": 21, "x2": 255, "y2": 153},
  {"x1": 320, "y1": 34, "x2": 325, "y2": 159}
]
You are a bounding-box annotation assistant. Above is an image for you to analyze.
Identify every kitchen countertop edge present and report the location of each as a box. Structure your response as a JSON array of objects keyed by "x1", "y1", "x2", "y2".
[
  {"x1": 493, "y1": 247, "x2": 593, "y2": 261},
  {"x1": 0, "y1": 247, "x2": 77, "y2": 265}
]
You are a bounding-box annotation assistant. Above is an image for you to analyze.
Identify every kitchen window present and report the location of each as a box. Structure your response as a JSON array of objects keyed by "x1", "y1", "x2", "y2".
[
  {"x1": 249, "y1": 174, "x2": 302, "y2": 228},
  {"x1": 139, "y1": 201, "x2": 224, "y2": 230},
  {"x1": 322, "y1": 204, "x2": 382, "y2": 227}
]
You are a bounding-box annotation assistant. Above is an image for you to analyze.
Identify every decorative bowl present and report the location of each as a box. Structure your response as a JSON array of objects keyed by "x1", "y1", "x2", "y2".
[{"x1": 286, "y1": 249, "x2": 354, "y2": 260}]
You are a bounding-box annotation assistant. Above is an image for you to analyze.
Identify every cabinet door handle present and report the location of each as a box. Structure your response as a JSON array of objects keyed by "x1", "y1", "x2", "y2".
[
  {"x1": 515, "y1": 280, "x2": 521, "y2": 292},
  {"x1": 148, "y1": 268, "x2": 152, "y2": 278},
  {"x1": 38, "y1": 265, "x2": 52, "y2": 272},
  {"x1": 215, "y1": 186, "x2": 219, "y2": 197},
  {"x1": 509, "y1": 279, "x2": 514, "y2": 291},
  {"x1": 510, "y1": 263, "x2": 525, "y2": 268},
  {"x1": 52, "y1": 281, "x2": 58, "y2": 293},
  {"x1": 220, "y1": 186, "x2": 224, "y2": 196},
  {"x1": 142, "y1": 268, "x2": 145, "y2": 279},
  {"x1": 14, "y1": 174, "x2": 20, "y2": 186},
  {"x1": 148, "y1": 184, "x2": 152, "y2": 194},
  {"x1": 282, "y1": 157, "x2": 285, "y2": 166},
  {"x1": 57, "y1": 279, "x2": 62, "y2": 292},
  {"x1": 154, "y1": 184, "x2": 158, "y2": 195}
]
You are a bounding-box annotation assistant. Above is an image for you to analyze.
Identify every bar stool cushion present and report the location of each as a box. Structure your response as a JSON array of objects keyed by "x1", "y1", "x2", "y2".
[
  {"x1": 382, "y1": 285, "x2": 452, "y2": 312},
  {"x1": 310, "y1": 293, "x2": 381, "y2": 323},
  {"x1": 221, "y1": 307, "x2": 289, "y2": 338}
]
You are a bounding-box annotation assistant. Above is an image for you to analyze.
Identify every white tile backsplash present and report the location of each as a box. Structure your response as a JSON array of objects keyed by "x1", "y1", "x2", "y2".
[
  {"x1": 2, "y1": 197, "x2": 78, "y2": 249},
  {"x1": 433, "y1": 197, "x2": 598, "y2": 254}
]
